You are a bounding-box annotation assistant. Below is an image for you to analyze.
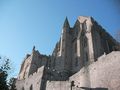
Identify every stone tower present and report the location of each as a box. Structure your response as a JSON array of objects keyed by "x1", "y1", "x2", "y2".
[{"x1": 59, "y1": 17, "x2": 72, "y2": 71}]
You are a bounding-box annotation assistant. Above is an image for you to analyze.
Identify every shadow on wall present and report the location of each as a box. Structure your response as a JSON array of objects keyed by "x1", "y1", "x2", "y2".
[{"x1": 80, "y1": 87, "x2": 108, "y2": 90}]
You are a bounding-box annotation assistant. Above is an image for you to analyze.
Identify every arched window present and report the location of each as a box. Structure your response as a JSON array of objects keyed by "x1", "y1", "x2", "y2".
[{"x1": 30, "y1": 85, "x2": 33, "y2": 90}]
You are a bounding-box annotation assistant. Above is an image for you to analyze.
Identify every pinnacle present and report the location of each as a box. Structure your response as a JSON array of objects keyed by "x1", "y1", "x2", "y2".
[
  {"x1": 32, "y1": 46, "x2": 35, "y2": 51},
  {"x1": 63, "y1": 17, "x2": 70, "y2": 28}
]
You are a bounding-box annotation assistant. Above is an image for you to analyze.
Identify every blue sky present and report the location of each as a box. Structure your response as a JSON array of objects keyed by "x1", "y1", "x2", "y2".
[{"x1": 0, "y1": 0, "x2": 120, "y2": 77}]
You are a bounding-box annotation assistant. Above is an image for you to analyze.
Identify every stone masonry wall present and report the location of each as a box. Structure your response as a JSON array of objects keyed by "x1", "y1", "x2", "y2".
[
  {"x1": 70, "y1": 51, "x2": 120, "y2": 90},
  {"x1": 16, "y1": 66, "x2": 45, "y2": 90},
  {"x1": 46, "y1": 81, "x2": 71, "y2": 90}
]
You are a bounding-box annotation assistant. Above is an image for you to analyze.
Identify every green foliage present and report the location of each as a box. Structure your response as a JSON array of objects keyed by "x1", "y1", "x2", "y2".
[
  {"x1": 0, "y1": 70, "x2": 8, "y2": 90},
  {"x1": 0, "y1": 59, "x2": 11, "y2": 72},
  {"x1": 0, "y1": 57, "x2": 11, "y2": 90},
  {"x1": 8, "y1": 78, "x2": 16, "y2": 90}
]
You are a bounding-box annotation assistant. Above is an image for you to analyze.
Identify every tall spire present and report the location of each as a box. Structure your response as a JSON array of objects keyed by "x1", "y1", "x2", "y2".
[
  {"x1": 63, "y1": 17, "x2": 70, "y2": 28},
  {"x1": 32, "y1": 46, "x2": 35, "y2": 51}
]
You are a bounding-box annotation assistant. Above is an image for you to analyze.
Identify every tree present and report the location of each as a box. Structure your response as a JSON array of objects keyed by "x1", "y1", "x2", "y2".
[
  {"x1": 0, "y1": 70, "x2": 8, "y2": 90},
  {"x1": 0, "y1": 57, "x2": 11, "y2": 90},
  {"x1": 8, "y1": 78, "x2": 16, "y2": 90}
]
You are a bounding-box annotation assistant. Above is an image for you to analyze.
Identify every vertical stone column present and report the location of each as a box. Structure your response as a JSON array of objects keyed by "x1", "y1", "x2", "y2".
[
  {"x1": 59, "y1": 31, "x2": 63, "y2": 56},
  {"x1": 86, "y1": 33, "x2": 94, "y2": 62},
  {"x1": 77, "y1": 23, "x2": 82, "y2": 57},
  {"x1": 85, "y1": 18, "x2": 95, "y2": 63},
  {"x1": 77, "y1": 39, "x2": 80, "y2": 57}
]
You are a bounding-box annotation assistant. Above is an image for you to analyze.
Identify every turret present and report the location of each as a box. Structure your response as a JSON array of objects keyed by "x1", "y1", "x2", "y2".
[
  {"x1": 59, "y1": 17, "x2": 70, "y2": 57},
  {"x1": 32, "y1": 45, "x2": 35, "y2": 52},
  {"x1": 57, "y1": 17, "x2": 72, "y2": 72},
  {"x1": 33, "y1": 46, "x2": 35, "y2": 50},
  {"x1": 63, "y1": 17, "x2": 70, "y2": 28}
]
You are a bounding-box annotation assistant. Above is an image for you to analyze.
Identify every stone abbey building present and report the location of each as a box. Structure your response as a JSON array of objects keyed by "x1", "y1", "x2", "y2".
[{"x1": 16, "y1": 16, "x2": 120, "y2": 90}]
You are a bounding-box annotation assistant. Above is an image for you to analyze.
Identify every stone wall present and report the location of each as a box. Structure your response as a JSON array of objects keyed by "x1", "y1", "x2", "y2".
[
  {"x1": 70, "y1": 51, "x2": 120, "y2": 90},
  {"x1": 46, "y1": 81, "x2": 71, "y2": 90},
  {"x1": 18, "y1": 48, "x2": 48, "y2": 80},
  {"x1": 15, "y1": 79, "x2": 25, "y2": 90},
  {"x1": 16, "y1": 66, "x2": 45, "y2": 90},
  {"x1": 18, "y1": 55, "x2": 32, "y2": 80}
]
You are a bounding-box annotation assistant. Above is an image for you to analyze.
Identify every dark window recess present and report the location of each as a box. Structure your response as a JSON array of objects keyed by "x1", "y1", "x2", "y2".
[
  {"x1": 22, "y1": 87, "x2": 24, "y2": 90},
  {"x1": 85, "y1": 52, "x2": 88, "y2": 62},
  {"x1": 75, "y1": 42, "x2": 77, "y2": 53},
  {"x1": 30, "y1": 85, "x2": 33, "y2": 90},
  {"x1": 84, "y1": 36, "x2": 87, "y2": 47},
  {"x1": 75, "y1": 57, "x2": 78, "y2": 66},
  {"x1": 83, "y1": 22, "x2": 87, "y2": 30},
  {"x1": 82, "y1": 21, "x2": 87, "y2": 30},
  {"x1": 71, "y1": 81, "x2": 75, "y2": 86},
  {"x1": 62, "y1": 39, "x2": 65, "y2": 42}
]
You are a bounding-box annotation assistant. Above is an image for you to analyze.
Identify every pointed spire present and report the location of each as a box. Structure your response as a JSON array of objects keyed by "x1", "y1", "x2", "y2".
[
  {"x1": 32, "y1": 46, "x2": 35, "y2": 51},
  {"x1": 74, "y1": 19, "x2": 80, "y2": 27},
  {"x1": 63, "y1": 17, "x2": 70, "y2": 28}
]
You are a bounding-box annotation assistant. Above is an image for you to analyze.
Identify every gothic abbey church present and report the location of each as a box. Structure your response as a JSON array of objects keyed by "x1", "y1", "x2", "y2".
[{"x1": 16, "y1": 16, "x2": 120, "y2": 90}]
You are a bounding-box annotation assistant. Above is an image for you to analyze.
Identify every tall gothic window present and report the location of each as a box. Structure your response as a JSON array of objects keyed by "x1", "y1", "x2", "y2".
[
  {"x1": 83, "y1": 36, "x2": 87, "y2": 47},
  {"x1": 30, "y1": 85, "x2": 33, "y2": 90},
  {"x1": 85, "y1": 52, "x2": 88, "y2": 62},
  {"x1": 75, "y1": 57, "x2": 78, "y2": 66},
  {"x1": 84, "y1": 51, "x2": 89, "y2": 64},
  {"x1": 84, "y1": 37, "x2": 87, "y2": 47},
  {"x1": 75, "y1": 42, "x2": 77, "y2": 53},
  {"x1": 83, "y1": 20, "x2": 87, "y2": 30}
]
